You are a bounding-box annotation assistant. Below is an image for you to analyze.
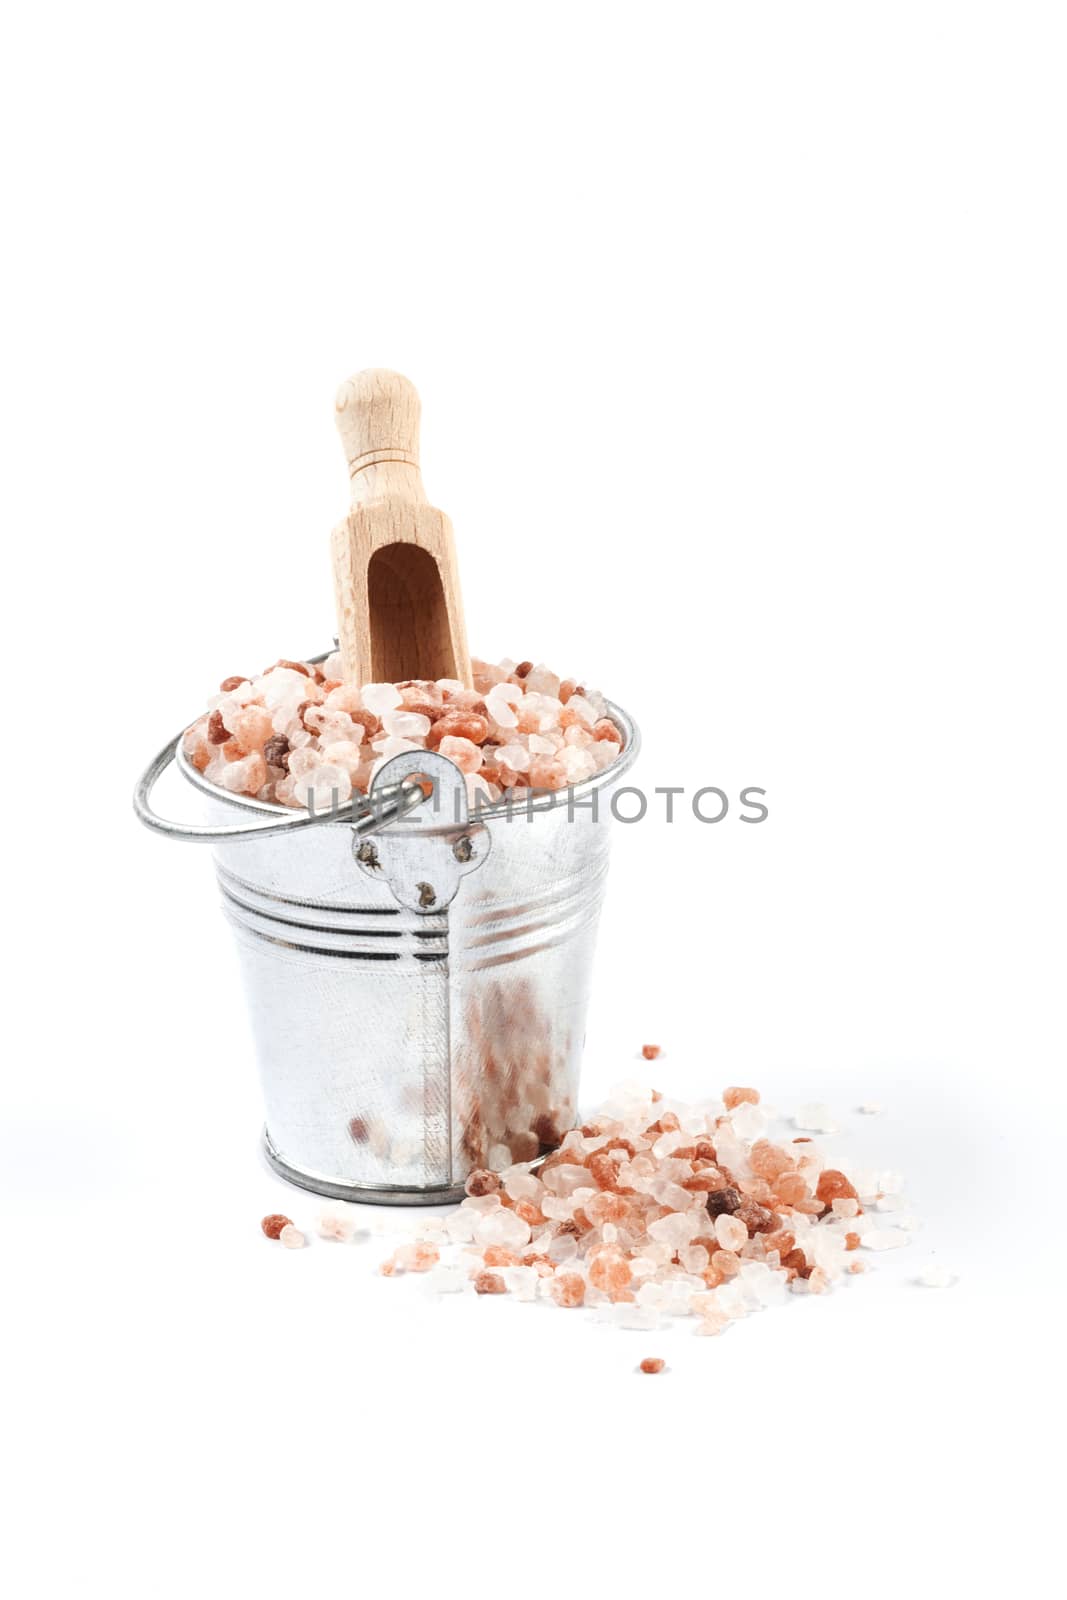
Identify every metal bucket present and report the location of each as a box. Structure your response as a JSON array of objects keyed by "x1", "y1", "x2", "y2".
[{"x1": 136, "y1": 690, "x2": 639, "y2": 1204}]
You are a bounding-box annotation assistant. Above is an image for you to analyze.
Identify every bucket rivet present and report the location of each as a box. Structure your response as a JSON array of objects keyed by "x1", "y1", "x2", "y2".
[
  {"x1": 453, "y1": 836, "x2": 474, "y2": 863},
  {"x1": 416, "y1": 881, "x2": 437, "y2": 908}
]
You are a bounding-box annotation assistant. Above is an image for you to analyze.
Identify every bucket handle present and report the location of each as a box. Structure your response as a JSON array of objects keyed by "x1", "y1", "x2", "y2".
[{"x1": 133, "y1": 733, "x2": 426, "y2": 843}]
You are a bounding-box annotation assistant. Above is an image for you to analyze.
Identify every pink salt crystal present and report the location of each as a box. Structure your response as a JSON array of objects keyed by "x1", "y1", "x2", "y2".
[
  {"x1": 320, "y1": 740, "x2": 365, "y2": 776},
  {"x1": 288, "y1": 747, "x2": 321, "y2": 778},
  {"x1": 394, "y1": 1241, "x2": 440, "y2": 1273},
  {"x1": 528, "y1": 756, "x2": 567, "y2": 791},
  {"x1": 550, "y1": 1273, "x2": 586, "y2": 1308},
  {"x1": 317, "y1": 1209, "x2": 354, "y2": 1242},
  {"x1": 230, "y1": 705, "x2": 274, "y2": 751},
  {"x1": 323, "y1": 683, "x2": 363, "y2": 712},
  {"x1": 215, "y1": 752, "x2": 267, "y2": 794},
  {"x1": 562, "y1": 694, "x2": 596, "y2": 727},
  {"x1": 438, "y1": 735, "x2": 483, "y2": 775},
  {"x1": 279, "y1": 1224, "x2": 306, "y2": 1250}
]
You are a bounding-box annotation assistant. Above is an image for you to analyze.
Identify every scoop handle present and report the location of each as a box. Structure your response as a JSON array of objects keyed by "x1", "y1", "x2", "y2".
[{"x1": 335, "y1": 369, "x2": 425, "y2": 501}]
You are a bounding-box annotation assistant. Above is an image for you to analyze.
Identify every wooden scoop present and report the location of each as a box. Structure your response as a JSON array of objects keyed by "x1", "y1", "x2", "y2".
[{"x1": 330, "y1": 370, "x2": 472, "y2": 688}]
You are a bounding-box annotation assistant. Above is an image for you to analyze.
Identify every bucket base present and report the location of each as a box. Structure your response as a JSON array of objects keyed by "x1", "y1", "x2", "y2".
[{"x1": 263, "y1": 1128, "x2": 468, "y2": 1207}]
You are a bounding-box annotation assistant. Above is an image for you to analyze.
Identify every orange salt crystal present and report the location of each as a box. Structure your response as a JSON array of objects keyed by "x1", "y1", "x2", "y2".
[
  {"x1": 845, "y1": 1231, "x2": 861, "y2": 1251},
  {"x1": 639, "y1": 1357, "x2": 665, "y2": 1374},
  {"x1": 848, "y1": 1260, "x2": 867, "y2": 1274},
  {"x1": 589, "y1": 1152, "x2": 619, "y2": 1190},
  {"x1": 588, "y1": 1249, "x2": 632, "y2": 1294},
  {"x1": 711, "y1": 1250, "x2": 741, "y2": 1278},
  {"x1": 483, "y1": 1246, "x2": 520, "y2": 1267},
  {"x1": 775, "y1": 1172, "x2": 810, "y2": 1205},
  {"x1": 426, "y1": 713, "x2": 490, "y2": 749},
  {"x1": 261, "y1": 1213, "x2": 293, "y2": 1240},
  {"x1": 514, "y1": 1201, "x2": 544, "y2": 1227},
  {"x1": 749, "y1": 1140, "x2": 795, "y2": 1181},
  {"x1": 474, "y1": 1271, "x2": 507, "y2": 1295},
  {"x1": 723, "y1": 1086, "x2": 760, "y2": 1110},
  {"x1": 642, "y1": 1044, "x2": 662, "y2": 1060},
  {"x1": 815, "y1": 1169, "x2": 859, "y2": 1206}
]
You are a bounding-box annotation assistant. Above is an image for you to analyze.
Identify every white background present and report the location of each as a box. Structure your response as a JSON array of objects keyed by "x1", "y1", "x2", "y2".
[{"x1": 3, "y1": 3, "x2": 1063, "y2": 1595}]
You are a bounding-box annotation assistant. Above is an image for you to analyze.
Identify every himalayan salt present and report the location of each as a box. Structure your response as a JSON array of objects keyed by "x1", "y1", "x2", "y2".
[
  {"x1": 260, "y1": 1213, "x2": 292, "y2": 1240},
  {"x1": 862, "y1": 1229, "x2": 911, "y2": 1251},
  {"x1": 437, "y1": 735, "x2": 483, "y2": 774},
  {"x1": 550, "y1": 1273, "x2": 586, "y2": 1308},
  {"x1": 794, "y1": 1103, "x2": 840, "y2": 1134},
  {"x1": 375, "y1": 1076, "x2": 914, "y2": 1341},
  {"x1": 361, "y1": 683, "x2": 403, "y2": 717},
  {"x1": 815, "y1": 1169, "x2": 859, "y2": 1206},
  {"x1": 465, "y1": 1169, "x2": 501, "y2": 1198},
  {"x1": 317, "y1": 1208, "x2": 355, "y2": 1242},
  {"x1": 279, "y1": 1224, "x2": 306, "y2": 1249},
  {"x1": 714, "y1": 1213, "x2": 747, "y2": 1251},
  {"x1": 723, "y1": 1086, "x2": 760, "y2": 1110},
  {"x1": 639, "y1": 1357, "x2": 665, "y2": 1374},
  {"x1": 186, "y1": 654, "x2": 623, "y2": 808}
]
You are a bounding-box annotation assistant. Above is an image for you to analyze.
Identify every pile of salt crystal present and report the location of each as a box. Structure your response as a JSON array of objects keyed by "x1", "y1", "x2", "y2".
[
  {"x1": 375, "y1": 1083, "x2": 919, "y2": 1336},
  {"x1": 182, "y1": 654, "x2": 623, "y2": 810}
]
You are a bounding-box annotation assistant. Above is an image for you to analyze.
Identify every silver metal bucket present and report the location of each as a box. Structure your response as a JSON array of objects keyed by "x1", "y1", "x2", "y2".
[{"x1": 136, "y1": 693, "x2": 639, "y2": 1204}]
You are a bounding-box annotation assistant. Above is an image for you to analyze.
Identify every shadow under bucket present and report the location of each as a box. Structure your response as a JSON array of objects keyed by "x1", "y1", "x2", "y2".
[{"x1": 136, "y1": 689, "x2": 640, "y2": 1203}]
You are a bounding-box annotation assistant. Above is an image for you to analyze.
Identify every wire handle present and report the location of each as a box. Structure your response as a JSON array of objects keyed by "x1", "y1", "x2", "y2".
[{"x1": 133, "y1": 733, "x2": 427, "y2": 843}]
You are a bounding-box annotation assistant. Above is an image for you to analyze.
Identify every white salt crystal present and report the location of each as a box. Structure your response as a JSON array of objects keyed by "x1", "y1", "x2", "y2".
[
  {"x1": 474, "y1": 1209, "x2": 531, "y2": 1250},
  {"x1": 559, "y1": 745, "x2": 596, "y2": 783},
  {"x1": 524, "y1": 665, "x2": 562, "y2": 697},
  {"x1": 857, "y1": 1102, "x2": 884, "y2": 1115},
  {"x1": 793, "y1": 1103, "x2": 840, "y2": 1134},
  {"x1": 382, "y1": 709, "x2": 432, "y2": 740},
  {"x1": 506, "y1": 1266, "x2": 540, "y2": 1301},
  {"x1": 494, "y1": 743, "x2": 530, "y2": 772},
  {"x1": 730, "y1": 1101, "x2": 766, "y2": 1141},
  {"x1": 862, "y1": 1229, "x2": 912, "y2": 1251},
  {"x1": 296, "y1": 763, "x2": 353, "y2": 810},
  {"x1": 361, "y1": 682, "x2": 404, "y2": 716}
]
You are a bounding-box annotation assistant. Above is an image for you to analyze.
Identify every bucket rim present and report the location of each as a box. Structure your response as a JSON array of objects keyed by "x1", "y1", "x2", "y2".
[{"x1": 177, "y1": 691, "x2": 640, "y2": 825}]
